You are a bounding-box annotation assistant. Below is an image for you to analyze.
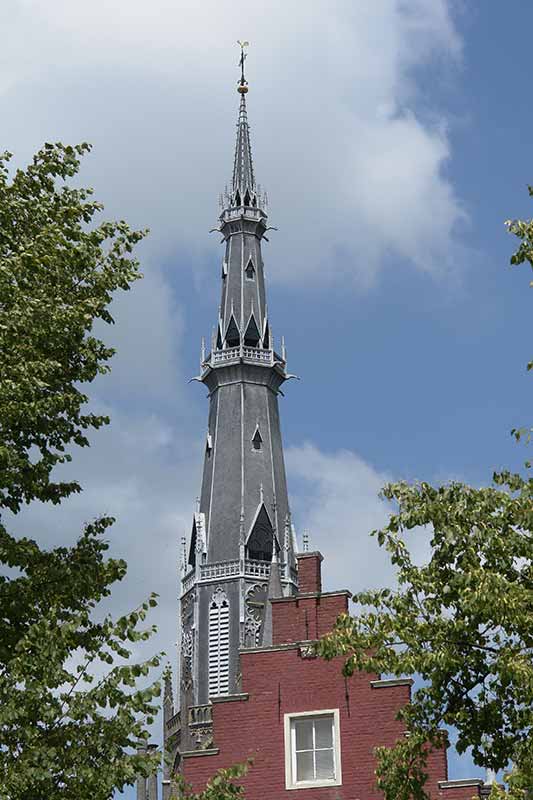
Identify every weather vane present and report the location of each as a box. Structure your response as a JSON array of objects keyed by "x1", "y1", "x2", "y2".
[{"x1": 237, "y1": 40, "x2": 250, "y2": 93}]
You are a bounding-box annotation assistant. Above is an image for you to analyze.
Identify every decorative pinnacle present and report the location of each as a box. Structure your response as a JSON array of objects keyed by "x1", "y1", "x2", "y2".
[
  {"x1": 180, "y1": 536, "x2": 187, "y2": 573},
  {"x1": 237, "y1": 40, "x2": 249, "y2": 93}
]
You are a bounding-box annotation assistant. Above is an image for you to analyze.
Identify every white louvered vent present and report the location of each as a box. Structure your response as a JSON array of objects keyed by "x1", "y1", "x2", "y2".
[{"x1": 208, "y1": 588, "x2": 230, "y2": 697}]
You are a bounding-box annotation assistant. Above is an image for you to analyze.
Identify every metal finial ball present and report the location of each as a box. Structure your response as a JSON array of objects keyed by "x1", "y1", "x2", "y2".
[{"x1": 238, "y1": 84, "x2": 249, "y2": 94}]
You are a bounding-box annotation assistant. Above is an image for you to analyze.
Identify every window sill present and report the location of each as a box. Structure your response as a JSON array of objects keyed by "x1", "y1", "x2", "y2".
[{"x1": 286, "y1": 778, "x2": 342, "y2": 791}]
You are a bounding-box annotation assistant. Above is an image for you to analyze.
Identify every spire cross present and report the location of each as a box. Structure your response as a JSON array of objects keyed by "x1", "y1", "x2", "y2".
[{"x1": 237, "y1": 40, "x2": 249, "y2": 89}]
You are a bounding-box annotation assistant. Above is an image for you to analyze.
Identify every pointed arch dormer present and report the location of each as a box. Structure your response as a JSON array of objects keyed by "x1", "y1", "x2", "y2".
[
  {"x1": 216, "y1": 324, "x2": 223, "y2": 350},
  {"x1": 244, "y1": 313, "x2": 261, "y2": 347},
  {"x1": 251, "y1": 425, "x2": 263, "y2": 451},
  {"x1": 224, "y1": 314, "x2": 240, "y2": 348},
  {"x1": 245, "y1": 258, "x2": 255, "y2": 281},
  {"x1": 246, "y1": 502, "x2": 278, "y2": 562}
]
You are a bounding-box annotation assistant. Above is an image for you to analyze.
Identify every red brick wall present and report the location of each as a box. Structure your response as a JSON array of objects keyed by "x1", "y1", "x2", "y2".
[
  {"x1": 182, "y1": 590, "x2": 460, "y2": 800},
  {"x1": 296, "y1": 552, "x2": 323, "y2": 593},
  {"x1": 185, "y1": 650, "x2": 416, "y2": 800},
  {"x1": 271, "y1": 593, "x2": 349, "y2": 645}
]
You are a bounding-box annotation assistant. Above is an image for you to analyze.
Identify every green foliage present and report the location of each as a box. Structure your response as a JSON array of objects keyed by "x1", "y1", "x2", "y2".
[
  {"x1": 323, "y1": 470, "x2": 533, "y2": 771},
  {"x1": 506, "y1": 186, "x2": 533, "y2": 442},
  {"x1": 0, "y1": 523, "x2": 162, "y2": 797},
  {"x1": 172, "y1": 762, "x2": 250, "y2": 800},
  {"x1": 0, "y1": 142, "x2": 145, "y2": 514},
  {"x1": 0, "y1": 143, "x2": 161, "y2": 798},
  {"x1": 319, "y1": 471, "x2": 533, "y2": 798}
]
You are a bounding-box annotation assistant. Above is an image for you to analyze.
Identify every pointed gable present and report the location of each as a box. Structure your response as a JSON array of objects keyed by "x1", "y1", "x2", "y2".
[
  {"x1": 252, "y1": 426, "x2": 263, "y2": 451},
  {"x1": 245, "y1": 259, "x2": 255, "y2": 280},
  {"x1": 225, "y1": 314, "x2": 240, "y2": 348},
  {"x1": 244, "y1": 314, "x2": 261, "y2": 347},
  {"x1": 246, "y1": 503, "x2": 276, "y2": 562}
]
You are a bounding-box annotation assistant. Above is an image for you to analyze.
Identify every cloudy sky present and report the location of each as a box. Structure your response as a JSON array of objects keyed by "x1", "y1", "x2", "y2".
[{"x1": 3, "y1": 0, "x2": 533, "y2": 792}]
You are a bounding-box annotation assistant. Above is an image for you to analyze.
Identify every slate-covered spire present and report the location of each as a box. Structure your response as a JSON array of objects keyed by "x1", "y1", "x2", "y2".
[
  {"x1": 172, "y1": 47, "x2": 298, "y2": 769},
  {"x1": 216, "y1": 66, "x2": 270, "y2": 350},
  {"x1": 231, "y1": 91, "x2": 257, "y2": 209}
]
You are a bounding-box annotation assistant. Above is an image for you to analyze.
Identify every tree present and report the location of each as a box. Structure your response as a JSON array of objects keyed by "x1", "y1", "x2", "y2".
[
  {"x1": 172, "y1": 763, "x2": 250, "y2": 800},
  {"x1": 319, "y1": 190, "x2": 533, "y2": 800},
  {"x1": 0, "y1": 142, "x2": 161, "y2": 797}
]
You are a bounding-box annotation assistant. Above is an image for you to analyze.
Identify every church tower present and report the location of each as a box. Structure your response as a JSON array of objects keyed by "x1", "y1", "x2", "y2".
[{"x1": 162, "y1": 48, "x2": 298, "y2": 789}]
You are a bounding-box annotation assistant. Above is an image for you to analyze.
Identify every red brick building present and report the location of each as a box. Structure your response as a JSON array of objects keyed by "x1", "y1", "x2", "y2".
[{"x1": 179, "y1": 552, "x2": 484, "y2": 800}]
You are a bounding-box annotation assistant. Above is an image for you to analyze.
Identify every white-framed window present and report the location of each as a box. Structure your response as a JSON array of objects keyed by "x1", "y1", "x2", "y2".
[{"x1": 284, "y1": 709, "x2": 342, "y2": 790}]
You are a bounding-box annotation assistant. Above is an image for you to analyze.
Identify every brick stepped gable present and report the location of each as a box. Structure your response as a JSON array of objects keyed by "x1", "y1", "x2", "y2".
[{"x1": 181, "y1": 553, "x2": 486, "y2": 800}]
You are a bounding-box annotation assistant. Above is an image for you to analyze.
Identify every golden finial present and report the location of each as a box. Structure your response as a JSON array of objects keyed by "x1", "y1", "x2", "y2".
[{"x1": 237, "y1": 40, "x2": 250, "y2": 93}]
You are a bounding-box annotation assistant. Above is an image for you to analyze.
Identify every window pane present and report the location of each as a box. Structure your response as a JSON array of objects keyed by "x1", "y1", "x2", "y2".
[
  {"x1": 296, "y1": 750, "x2": 314, "y2": 782},
  {"x1": 294, "y1": 718, "x2": 313, "y2": 751},
  {"x1": 314, "y1": 716, "x2": 333, "y2": 748},
  {"x1": 315, "y1": 748, "x2": 335, "y2": 780}
]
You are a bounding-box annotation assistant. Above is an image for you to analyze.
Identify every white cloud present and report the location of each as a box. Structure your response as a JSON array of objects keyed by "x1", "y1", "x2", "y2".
[
  {"x1": 286, "y1": 442, "x2": 434, "y2": 592},
  {"x1": 286, "y1": 442, "x2": 395, "y2": 592},
  {"x1": 1, "y1": 0, "x2": 466, "y2": 288}
]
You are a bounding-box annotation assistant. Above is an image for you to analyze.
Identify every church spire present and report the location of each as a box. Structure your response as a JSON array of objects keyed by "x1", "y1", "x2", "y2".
[
  {"x1": 231, "y1": 92, "x2": 256, "y2": 208},
  {"x1": 229, "y1": 42, "x2": 262, "y2": 211},
  {"x1": 173, "y1": 48, "x2": 298, "y2": 764}
]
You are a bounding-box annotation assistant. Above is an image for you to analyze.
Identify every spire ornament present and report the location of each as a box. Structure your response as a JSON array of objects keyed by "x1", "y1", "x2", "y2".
[{"x1": 237, "y1": 40, "x2": 249, "y2": 93}]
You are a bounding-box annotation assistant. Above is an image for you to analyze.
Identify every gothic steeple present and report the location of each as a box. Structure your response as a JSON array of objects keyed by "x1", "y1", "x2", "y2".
[
  {"x1": 231, "y1": 92, "x2": 257, "y2": 210},
  {"x1": 172, "y1": 48, "x2": 298, "y2": 772}
]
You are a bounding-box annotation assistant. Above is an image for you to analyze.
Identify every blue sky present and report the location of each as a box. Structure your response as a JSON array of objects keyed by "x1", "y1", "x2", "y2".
[{"x1": 2, "y1": 0, "x2": 532, "y2": 794}]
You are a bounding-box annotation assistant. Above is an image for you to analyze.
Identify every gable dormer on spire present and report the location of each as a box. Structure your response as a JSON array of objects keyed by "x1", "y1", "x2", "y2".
[
  {"x1": 224, "y1": 314, "x2": 240, "y2": 348},
  {"x1": 244, "y1": 312, "x2": 261, "y2": 347}
]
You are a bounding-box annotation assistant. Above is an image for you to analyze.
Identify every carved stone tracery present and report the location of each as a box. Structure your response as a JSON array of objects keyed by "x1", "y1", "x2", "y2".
[{"x1": 243, "y1": 583, "x2": 267, "y2": 647}]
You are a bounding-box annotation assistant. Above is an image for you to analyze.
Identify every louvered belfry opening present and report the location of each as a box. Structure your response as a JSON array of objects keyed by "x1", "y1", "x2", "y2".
[{"x1": 208, "y1": 589, "x2": 230, "y2": 696}]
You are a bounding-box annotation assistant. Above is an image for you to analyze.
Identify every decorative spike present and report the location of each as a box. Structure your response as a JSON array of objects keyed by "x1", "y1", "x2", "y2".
[
  {"x1": 259, "y1": 483, "x2": 264, "y2": 504},
  {"x1": 180, "y1": 536, "x2": 187, "y2": 574},
  {"x1": 201, "y1": 337, "x2": 206, "y2": 366},
  {"x1": 163, "y1": 665, "x2": 173, "y2": 702},
  {"x1": 284, "y1": 513, "x2": 291, "y2": 552},
  {"x1": 239, "y1": 505, "x2": 245, "y2": 546},
  {"x1": 281, "y1": 336, "x2": 286, "y2": 362}
]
